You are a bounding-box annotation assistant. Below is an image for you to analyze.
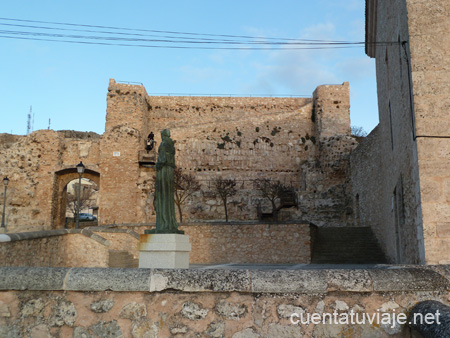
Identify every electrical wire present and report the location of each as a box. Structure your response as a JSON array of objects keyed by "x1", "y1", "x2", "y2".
[
  {"x1": 0, "y1": 29, "x2": 369, "y2": 46},
  {"x1": 0, "y1": 17, "x2": 398, "y2": 50},
  {"x1": 0, "y1": 35, "x2": 367, "y2": 50},
  {"x1": 0, "y1": 17, "x2": 355, "y2": 43},
  {"x1": 0, "y1": 23, "x2": 369, "y2": 46}
]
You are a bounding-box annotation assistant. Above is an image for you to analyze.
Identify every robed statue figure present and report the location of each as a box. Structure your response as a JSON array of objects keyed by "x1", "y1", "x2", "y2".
[{"x1": 146, "y1": 129, "x2": 184, "y2": 234}]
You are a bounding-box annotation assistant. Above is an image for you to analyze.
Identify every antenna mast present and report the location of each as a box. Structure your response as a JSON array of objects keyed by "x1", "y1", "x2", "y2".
[
  {"x1": 32, "y1": 108, "x2": 35, "y2": 132},
  {"x1": 26, "y1": 106, "x2": 32, "y2": 135}
]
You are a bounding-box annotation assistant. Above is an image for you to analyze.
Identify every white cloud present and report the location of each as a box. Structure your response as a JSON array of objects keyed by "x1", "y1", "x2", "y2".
[
  {"x1": 242, "y1": 47, "x2": 339, "y2": 95},
  {"x1": 241, "y1": 21, "x2": 343, "y2": 95}
]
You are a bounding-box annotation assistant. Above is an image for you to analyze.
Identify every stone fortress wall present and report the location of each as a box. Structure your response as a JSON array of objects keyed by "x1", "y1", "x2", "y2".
[
  {"x1": 0, "y1": 79, "x2": 358, "y2": 232},
  {"x1": 103, "y1": 79, "x2": 357, "y2": 226}
]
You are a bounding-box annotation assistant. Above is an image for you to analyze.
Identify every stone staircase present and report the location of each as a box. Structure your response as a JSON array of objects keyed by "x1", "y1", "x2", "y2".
[
  {"x1": 109, "y1": 250, "x2": 139, "y2": 268},
  {"x1": 257, "y1": 190, "x2": 298, "y2": 221},
  {"x1": 311, "y1": 227, "x2": 388, "y2": 264}
]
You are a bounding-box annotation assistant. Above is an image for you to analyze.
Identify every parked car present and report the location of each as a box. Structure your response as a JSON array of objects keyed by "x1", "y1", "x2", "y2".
[{"x1": 79, "y1": 213, "x2": 97, "y2": 221}]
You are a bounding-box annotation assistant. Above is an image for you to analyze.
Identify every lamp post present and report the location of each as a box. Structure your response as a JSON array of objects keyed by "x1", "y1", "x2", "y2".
[
  {"x1": 75, "y1": 162, "x2": 85, "y2": 229},
  {"x1": 1, "y1": 177, "x2": 9, "y2": 230}
]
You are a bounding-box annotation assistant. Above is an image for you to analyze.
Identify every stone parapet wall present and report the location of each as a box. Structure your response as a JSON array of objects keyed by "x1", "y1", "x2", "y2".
[
  {"x1": 0, "y1": 266, "x2": 449, "y2": 337},
  {"x1": 0, "y1": 223, "x2": 311, "y2": 266},
  {"x1": 0, "y1": 230, "x2": 110, "y2": 268},
  {"x1": 184, "y1": 223, "x2": 310, "y2": 264}
]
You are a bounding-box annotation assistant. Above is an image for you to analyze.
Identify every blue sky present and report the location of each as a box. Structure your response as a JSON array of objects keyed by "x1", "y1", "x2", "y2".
[{"x1": 0, "y1": 0, "x2": 378, "y2": 135}]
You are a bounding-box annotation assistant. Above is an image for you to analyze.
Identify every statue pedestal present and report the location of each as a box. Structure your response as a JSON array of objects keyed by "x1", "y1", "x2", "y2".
[{"x1": 138, "y1": 234, "x2": 191, "y2": 269}]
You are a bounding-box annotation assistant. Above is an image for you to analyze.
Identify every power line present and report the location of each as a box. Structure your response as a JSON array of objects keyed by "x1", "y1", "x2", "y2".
[
  {"x1": 0, "y1": 23, "x2": 367, "y2": 46},
  {"x1": 0, "y1": 29, "x2": 368, "y2": 46},
  {"x1": 0, "y1": 17, "x2": 398, "y2": 50},
  {"x1": 0, "y1": 17, "x2": 355, "y2": 43},
  {"x1": 0, "y1": 35, "x2": 369, "y2": 50}
]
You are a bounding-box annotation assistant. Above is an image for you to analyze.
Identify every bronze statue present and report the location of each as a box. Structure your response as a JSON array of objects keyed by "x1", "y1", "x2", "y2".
[
  {"x1": 145, "y1": 132, "x2": 155, "y2": 152},
  {"x1": 146, "y1": 129, "x2": 184, "y2": 234}
]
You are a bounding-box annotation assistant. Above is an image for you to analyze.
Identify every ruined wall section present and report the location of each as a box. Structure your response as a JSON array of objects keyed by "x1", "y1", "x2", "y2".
[
  {"x1": 104, "y1": 79, "x2": 150, "y2": 134},
  {"x1": 313, "y1": 82, "x2": 351, "y2": 140},
  {"x1": 406, "y1": 0, "x2": 450, "y2": 264},
  {"x1": 303, "y1": 82, "x2": 357, "y2": 226},
  {"x1": 140, "y1": 84, "x2": 355, "y2": 225},
  {"x1": 0, "y1": 131, "x2": 100, "y2": 232},
  {"x1": 147, "y1": 95, "x2": 314, "y2": 173},
  {"x1": 0, "y1": 132, "x2": 58, "y2": 231},
  {"x1": 301, "y1": 135, "x2": 358, "y2": 227},
  {"x1": 143, "y1": 96, "x2": 314, "y2": 221}
]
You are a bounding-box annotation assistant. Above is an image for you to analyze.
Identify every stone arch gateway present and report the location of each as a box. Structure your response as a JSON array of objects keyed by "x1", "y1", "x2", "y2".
[{"x1": 52, "y1": 168, "x2": 100, "y2": 228}]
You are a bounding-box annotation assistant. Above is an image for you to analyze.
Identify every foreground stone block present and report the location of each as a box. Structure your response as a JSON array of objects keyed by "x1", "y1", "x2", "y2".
[{"x1": 138, "y1": 234, "x2": 191, "y2": 269}]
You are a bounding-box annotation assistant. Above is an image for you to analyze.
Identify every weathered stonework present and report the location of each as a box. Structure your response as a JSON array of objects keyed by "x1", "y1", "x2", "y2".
[
  {"x1": 0, "y1": 131, "x2": 101, "y2": 231},
  {"x1": 0, "y1": 266, "x2": 449, "y2": 337},
  {"x1": 0, "y1": 79, "x2": 355, "y2": 232}
]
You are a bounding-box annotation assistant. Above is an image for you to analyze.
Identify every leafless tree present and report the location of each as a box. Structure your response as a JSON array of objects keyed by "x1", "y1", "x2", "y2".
[
  {"x1": 351, "y1": 125, "x2": 368, "y2": 137},
  {"x1": 213, "y1": 177, "x2": 237, "y2": 222},
  {"x1": 254, "y1": 178, "x2": 292, "y2": 221},
  {"x1": 66, "y1": 184, "x2": 96, "y2": 218},
  {"x1": 174, "y1": 168, "x2": 201, "y2": 222}
]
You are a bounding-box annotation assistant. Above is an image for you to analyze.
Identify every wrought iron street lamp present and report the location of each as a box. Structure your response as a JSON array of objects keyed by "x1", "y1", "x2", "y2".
[
  {"x1": 75, "y1": 162, "x2": 85, "y2": 229},
  {"x1": 1, "y1": 177, "x2": 9, "y2": 230}
]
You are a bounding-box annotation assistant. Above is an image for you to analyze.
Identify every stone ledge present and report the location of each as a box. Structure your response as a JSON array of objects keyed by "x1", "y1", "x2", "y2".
[
  {"x1": 0, "y1": 228, "x2": 140, "y2": 242},
  {"x1": 0, "y1": 266, "x2": 448, "y2": 294},
  {"x1": 102, "y1": 221, "x2": 311, "y2": 227},
  {"x1": 5, "y1": 229, "x2": 71, "y2": 241},
  {"x1": 85, "y1": 227, "x2": 140, "y2": 240}
]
